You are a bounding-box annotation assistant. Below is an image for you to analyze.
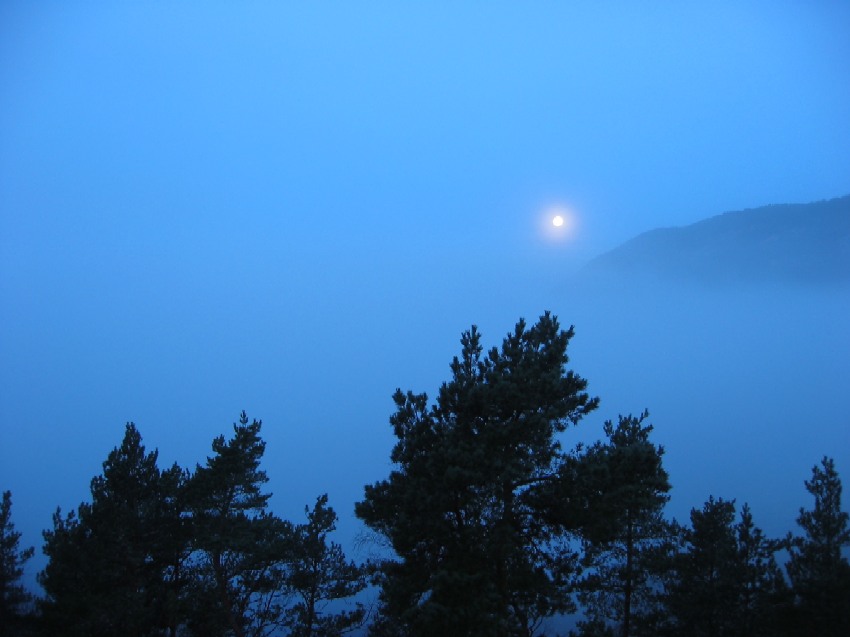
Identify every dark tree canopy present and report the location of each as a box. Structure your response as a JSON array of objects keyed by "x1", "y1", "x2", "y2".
[
  {"x1": 785, "y1": 457, "x2": 850, "y2": 636},
  {"x1": 660, "y1": 497, "x2": 787, "y2": 637},
  {"x1": 39, "y1": 423, "x2": 186, "y2": 637},
  {"x1": 1, "y1": 490, "x2": 35, "y2": 636},
  {"x1": 281, "y1": 494, "x2": 367, "y2": 637},
  {"x1": 356, "y1": 312, "x2": 598, "y2": 636},
  {"x1": 185, "y1": 412, "x2": 292, "y2": 637},
  {"x1": 576, "y1": 412, "x2": 671, "y2": 637},
  {"x1": 733, "y1": 504, "x2": 788, "y2": 637},
  {"x1": 36, "y1": 414, "x2": 363, "y2": 637},
  {"x1": 663, "y1": 497, "x2": 740, "y2": 637},
  {"x1": 19, "y1": 314, "x2": 850, "y2": 637}
]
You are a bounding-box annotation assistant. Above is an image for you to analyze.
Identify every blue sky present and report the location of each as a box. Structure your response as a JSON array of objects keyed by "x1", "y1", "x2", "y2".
[{"x1": 2, "y1": 2, "x2": 849, "y2": 587}]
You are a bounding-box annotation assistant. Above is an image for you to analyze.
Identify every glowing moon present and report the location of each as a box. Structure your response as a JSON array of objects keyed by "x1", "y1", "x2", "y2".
[{"x1": 541, "y1": 205, "x2": 577, "y2": 242}]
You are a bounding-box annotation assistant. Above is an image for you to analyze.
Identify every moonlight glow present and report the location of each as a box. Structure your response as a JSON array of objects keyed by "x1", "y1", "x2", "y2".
[{"x1": 541, "y1": 205, "x2": 577, "y2": 242}]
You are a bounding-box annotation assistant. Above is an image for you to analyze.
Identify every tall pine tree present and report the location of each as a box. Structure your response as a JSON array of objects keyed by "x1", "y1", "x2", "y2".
[
  {"x1": 785, "y1": 457, "x2": 850, "y2": 636},
  {"x1": 733, "y1": 504, "x2": 787, "y2": 637},
  {"x1": 356, "y1": 313, "x2": 598, "y2": 636},
  {"x1": 0, "y1": 491, "x2": 35, "y2": 636},
  {"x1": 660, "y1": 498, "x2": 786, "y2": 637},
  {"x1": 576, "y1": 412, "x2": 671, "y2": 637},
  {"x1": 662, "y1": 497, "x2": 739, "y2": 637},
  {"x1": 39, "y1": 424, "x2": 185, "y2": 637},
  {"x1": 281, "y1": 494, "x2": 367, "y2": 637},
  {"x1": 185, "y1": 412, "x2": 291, "y2": 637}
]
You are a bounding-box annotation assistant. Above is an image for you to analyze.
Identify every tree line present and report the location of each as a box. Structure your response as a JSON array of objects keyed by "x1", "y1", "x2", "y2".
[
  {"x1": 2, "y1": 312, "x2": 849, "y2": 636},
  {"x1": 2, "y1": 414, "x2": 367, "y2": 637}
]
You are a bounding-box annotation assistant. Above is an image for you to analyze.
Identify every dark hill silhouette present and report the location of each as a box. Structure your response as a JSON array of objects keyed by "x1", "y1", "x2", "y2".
[{"x1": 585, "y1": 195, "x2": 850, "y2": 285}]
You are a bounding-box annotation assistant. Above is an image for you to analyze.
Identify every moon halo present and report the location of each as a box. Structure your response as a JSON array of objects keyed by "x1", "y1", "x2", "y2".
[{"x1": 540, "y1": 204, "x2": 578, "y2": 243}]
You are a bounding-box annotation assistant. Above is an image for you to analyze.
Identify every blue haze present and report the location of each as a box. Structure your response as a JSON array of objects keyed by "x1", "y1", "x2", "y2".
[{"x1": 1, "y1": 2, "x2": 849, "y2": 598}]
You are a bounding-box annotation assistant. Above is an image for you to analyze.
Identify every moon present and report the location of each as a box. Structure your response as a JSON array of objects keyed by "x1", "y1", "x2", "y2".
[{"x1": 542, "y1": 205, "x2": 578, "y2": 242}]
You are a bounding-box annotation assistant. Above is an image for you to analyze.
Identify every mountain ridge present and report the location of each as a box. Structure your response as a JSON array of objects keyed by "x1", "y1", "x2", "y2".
[{"x1": 584, "y1": 195, "x2": 850, "y2": 285}]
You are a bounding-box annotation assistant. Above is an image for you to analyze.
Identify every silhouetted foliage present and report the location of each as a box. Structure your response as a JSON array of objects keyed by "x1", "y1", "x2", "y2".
[
  {"x1": 356, "y1": 313, "x2": 598, "y2": 636},
  {"x1": 36, "y1": 414, "x2": 364, "y2": 637},
  {"x1": 784, "y1": 457, "x2": 850, "y2": 636},
  {"x1": 732, "y1": 504, "x2": 789, "y2": 636},
  {"x1": 281, "y1": 494, "x2": 367, "y2": 637},
  {"x1": 662, "y1": 497, "x2": 739, "y2": 636},
  {"x1": 1, "y1": 490, "x2": 35, "y2": 637},
  {"x1": 184, "y1": 412, "x2": 292, "y2": 637},
  {"x1": 575, "y1": 412, "x2": 671, "y2": 637},
  {"x1": 39, "y1": 423, "x2": 185, "y2": 637},
  {"x1": 22, "y1": 316, "x2": 850, "y2": 637},
  {"x1": 569, "y1": 617, "x2": 616, "y2": 637},
  {"x1": 660, "y1": 497, "x2": 786, "y2": 637}
]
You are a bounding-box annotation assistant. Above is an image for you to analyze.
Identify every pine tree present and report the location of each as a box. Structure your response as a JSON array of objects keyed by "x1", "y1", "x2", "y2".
[
  {"x1": 0, "y1": 491, "x2": 35, "y2": 636},
  {"x1": 39, "y1": 423, "x2": 185, "y2": 637},
  {"x1": 576, "y1": 412, "x2": 671, "y2": 637},
  {"x1": 662, "y1": 497, "x2": 740, "y2": 637},
  {"x1": 660, "y1": 498, "x2": 786, "y2": 637},
  {"x1": 185, "y1": 411, "x2": 291, "y2": 637},
  {"x1": 785, "y1": 457, "x2": 850, "y2": 636},
  {"x1": 281, "y1": 494, "x2": 367, "y2": 637},
  {"x1": 733, "y1": 504, "x2": 787, "y2": 637},
  {"x1": 356, "y1": 313, "x2": 598, "y2": 636}
]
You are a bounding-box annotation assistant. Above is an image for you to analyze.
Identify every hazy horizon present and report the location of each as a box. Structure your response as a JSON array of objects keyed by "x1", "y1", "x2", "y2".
[{"x1": 2, "y1": 3, "x2": 849, "y2": 602}]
